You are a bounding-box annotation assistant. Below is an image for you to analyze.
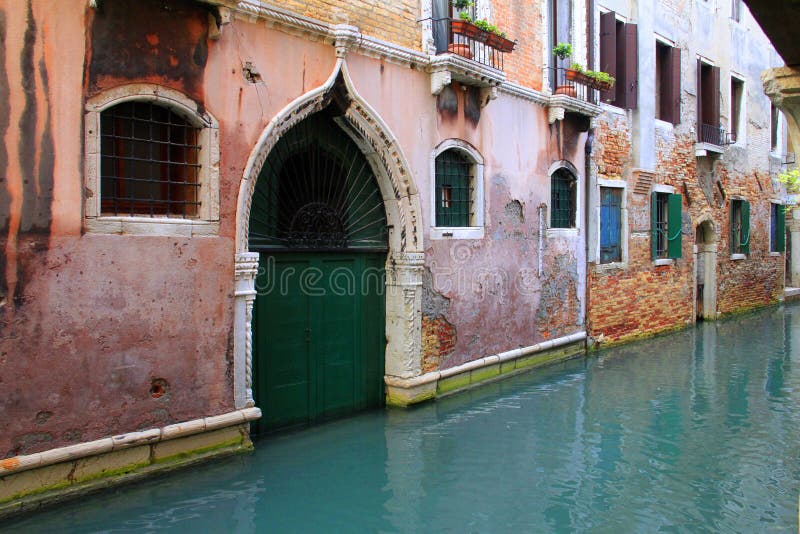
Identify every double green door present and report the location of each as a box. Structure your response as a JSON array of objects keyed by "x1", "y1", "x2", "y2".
[{"x1": 252, "y1": 252, "x2": 386, "y2": 434}]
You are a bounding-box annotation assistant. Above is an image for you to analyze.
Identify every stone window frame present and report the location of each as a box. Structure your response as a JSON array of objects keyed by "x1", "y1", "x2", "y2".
[
  {"x1": 769, "y1": 200, "x2": 784, "y2": 256},
  {"x1": 430, "y1": 139, "x2": 485, "y2": 240},
  {"x1": 547, "y1": 161, "x2": 581, "y2": 237},
  {"x1": 729, "y1": 72, "x2": 746, "y2": 146},
  {"x1": 596, "y1": 178, "x2": 628, "y2": 267},
  {"x1": 84, "y1": 84, "x2": 220, "y2": 236},
  {"x1": 729, "y1": 196, "x2": 750, "y2": 260},
  {"x1": 652, "y1": 184, "x2": 676, "y2": 266}
]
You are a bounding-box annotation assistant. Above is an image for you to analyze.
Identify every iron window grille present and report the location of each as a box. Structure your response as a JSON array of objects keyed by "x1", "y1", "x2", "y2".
[
  {"x1": 653, "y1": 192, "x2": 669, "y2": 258},
  {"x1": 550, "y1": 169, "x2": 576, "y2": 228},
  {"x1": 435, "y1": 150, "x2": 474, "y2": 227},
  {"x1": 100, "y1": 101, "x2": 201, "y2": 218},
  {"x1": 730, "y1": 199, "x2": 750, "y2": 255}
]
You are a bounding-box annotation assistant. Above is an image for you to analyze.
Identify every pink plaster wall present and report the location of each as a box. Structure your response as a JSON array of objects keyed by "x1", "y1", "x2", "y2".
[{"x1": 1, "y1": 0, "x2": 588, "y2": 457}]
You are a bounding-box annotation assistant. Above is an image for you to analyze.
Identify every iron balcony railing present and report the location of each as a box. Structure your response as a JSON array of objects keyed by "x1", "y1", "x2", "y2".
[
  {"x1": 548, "y1": 68, "x2": 600, "y2": 106},
  {"x1": 431, "y1": 17, "x2": 511, "y2": 71},
  {"x1": 699, "y1": 123, "x2": 728, "y2": 146}
]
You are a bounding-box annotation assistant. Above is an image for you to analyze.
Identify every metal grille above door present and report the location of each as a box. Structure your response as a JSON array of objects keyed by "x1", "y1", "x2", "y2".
[{"x1": 249, "y1": 113, "x2": 388, "y2": 252}]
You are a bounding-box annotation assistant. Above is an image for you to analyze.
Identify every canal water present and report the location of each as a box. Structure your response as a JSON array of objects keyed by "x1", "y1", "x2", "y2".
[{"x1": 7, "y1": 303, "x2": 800, "y2": 533}]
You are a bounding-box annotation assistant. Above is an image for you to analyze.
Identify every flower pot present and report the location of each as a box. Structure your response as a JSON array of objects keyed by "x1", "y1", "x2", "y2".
[
  {"x1": 565, "y1": 68, "x2": 581, "y2": 81},
  {"x1": 555, "y1": 85, "x2": 577, "y2": 98},
  {"x1": 486, "y1": 32, "x2": 515, "y2": 53},
  {"x1": 447, "y1": 43, "x2": 473, "y2": 59},
  {"x1": 451, "y1": 20, "x2": 488, "y2": 43}
]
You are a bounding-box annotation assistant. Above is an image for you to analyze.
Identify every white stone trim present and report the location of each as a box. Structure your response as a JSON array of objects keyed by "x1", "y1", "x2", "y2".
[
  {"x1": 652, "y1": 183, "x2": 676, "y2": 194},
  {"x1": 84, "y1": 84, "x2": 220, "y2": 235},
  {"x1": 499, "y1": 82, "x2": 550, "y2": 106},
  {"x1": 385, "y1": 330, "x2": 586, "y2": 389},
  {"x1": 655, "y1": 258, "x2": 675, "y2": 266},
  {"x1": 730, "y1": 253, "x2": 746, "y2": 260},
  {"x1": 0, "y1": 408, "x2": 261, "y2": 477},
  {"x1": 548, "y1": 160, "x2": 582, "y2": 232},
  {"x1": 430, "y1": 139, "x2": 486, "y2": 240}
]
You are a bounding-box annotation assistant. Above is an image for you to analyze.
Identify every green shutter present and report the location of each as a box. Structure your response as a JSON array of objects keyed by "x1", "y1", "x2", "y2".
[
  {"x1": 741, "y1": 200, "x2": 750, "y2": 255},
  {"x1": 776, "y1": 204, "x2": 786, "y2": 253},
  {"x1": 651, "y1": 192, "x2": 658, "y2": 260},
  {"x1": 667, "y1": 193, "x2": 683, "y2": 259}
]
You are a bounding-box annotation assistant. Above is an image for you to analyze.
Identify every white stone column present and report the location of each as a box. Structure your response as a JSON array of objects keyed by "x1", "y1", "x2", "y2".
[
  {"x1": 234, "y1": 252, "x2": 260, "y2": 409},
  {"x1": 790, "y1": 209, "x2": 800, "y2": 287},
  {"x1": 384, "y1": 252, "x2": 424, "y2": 379},
  {"x1": 699, "y1": 243, "x2": 718, "y2": 319}
]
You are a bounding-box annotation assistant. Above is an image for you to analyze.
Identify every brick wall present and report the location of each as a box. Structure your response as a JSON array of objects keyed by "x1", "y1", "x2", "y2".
[
  {"x1": 279, "y1": 0, "x2": 421, "y2": 51},
  {"x1": 588, "y1": 110, "x2": 785, "y2": 345}
]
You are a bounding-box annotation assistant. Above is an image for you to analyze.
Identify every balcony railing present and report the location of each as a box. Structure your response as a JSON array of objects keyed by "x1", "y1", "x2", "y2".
[
  {"x1": 432, "y1": 17, "x2": 511, "y2": 71},
  {"x1": 548, "y1": 68, "x2": 600, "y2": 105},
  {"x1": 699, "y1": 123, "x2": 728, "y2": 146}
]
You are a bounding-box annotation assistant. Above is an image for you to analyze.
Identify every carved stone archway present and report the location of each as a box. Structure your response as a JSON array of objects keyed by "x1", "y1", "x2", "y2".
[
  {"x1": 694, "y1": 215, "x2": 718, "y2": 321},
  {"x1": 232, "y1": 58, "x2": 424, "y2": 409}
]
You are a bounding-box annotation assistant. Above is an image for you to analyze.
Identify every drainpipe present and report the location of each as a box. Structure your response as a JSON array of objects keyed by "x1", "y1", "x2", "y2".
[{"x1": 584, "y1": 127, "x2": 594, "y2": 351}]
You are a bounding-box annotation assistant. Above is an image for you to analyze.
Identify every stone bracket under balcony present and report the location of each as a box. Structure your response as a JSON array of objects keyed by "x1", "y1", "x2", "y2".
[
  {"x1": 547, "y1": 94, "x2": 602, "y2": 124},
  {"x1": 429, "y1": 54, "x2": 505, "y2": 107}
]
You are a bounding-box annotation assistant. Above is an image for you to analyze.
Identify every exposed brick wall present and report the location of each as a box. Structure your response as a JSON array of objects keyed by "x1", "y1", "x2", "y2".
[
  {"x1": 588, "y1": 110, "x2": 785, "y2": 345},
  {"x1": 279, "y1": 0, "x2": 421, "y2": 51},
  {"x1": 492, "y1": 0, "x2": 545, "y2": 90},
  {"x1": 421, "y1": 315, "x2": 456, "y2": 373}
]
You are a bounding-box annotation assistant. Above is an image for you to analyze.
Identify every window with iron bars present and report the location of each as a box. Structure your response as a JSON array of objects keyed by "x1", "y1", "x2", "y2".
[
  {"x1": 435, "y1": 149, "x2": 474, "y2": 227},
  {"x1": 550, "y1": 169, "x2": 576, "y2": 228},
  {"x1": 100, "y1": 101, "x2": 201, "y2": 218}
]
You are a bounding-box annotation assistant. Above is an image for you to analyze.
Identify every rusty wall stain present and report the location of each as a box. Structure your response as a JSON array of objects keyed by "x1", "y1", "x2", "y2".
[
  {"x1": 0, "y1": 8, "x2": 10, "y2": 300},
  {"x1": 87, "y1": 0, "x2": 211, "y2": 104}
]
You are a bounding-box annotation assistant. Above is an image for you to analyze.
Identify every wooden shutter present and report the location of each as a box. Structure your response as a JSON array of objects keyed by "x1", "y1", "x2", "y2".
[
  {"x1": 600, "y1": 11, "x2": 617, "y2": 103},
  {"x1": 651, "y1": 192, "x2": 658, "y2": 260},
  {"x1": 710, "y1": 65, "x2": 721, "y2": 133},
  {"x1": 776, "y1": 204, "x2": 786, "y2": 252},
  {"x1": 667, "y1": 193, "x2": 683, "y2": 259},
  {"x1": 741, "y1": 200, "x2": 750, "y2": 255},
  {"x1": 667, "y1": 46, "x2": 681, "y2": 124},
  {"x1": 622, "y1": 23, "x2": 638, "y2": 110},
  {"x1": 696, "y1": 59, "x2": 703, "y2": 142}
]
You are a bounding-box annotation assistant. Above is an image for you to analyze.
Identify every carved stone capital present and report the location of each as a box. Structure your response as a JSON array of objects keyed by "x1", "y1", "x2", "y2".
[
  {"x1": 332, "y1": 24, "x2": 360, "y2": 58},
  {"x1": 388, "y1": 252, "x2": 424, "y2": 287},
  {"x1": 235, "y1": 252, "x2": 259, "y2": 283}
]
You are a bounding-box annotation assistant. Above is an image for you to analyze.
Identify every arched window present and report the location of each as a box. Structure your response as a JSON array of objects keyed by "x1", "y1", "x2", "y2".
[
  {"x1": 550, "y1": 168, "x2": 576, "y2": 228},
  {"x1": 431, "y1": 140, "x2": 484, "y2": 239},
  {"x1": 84, "y1": 85, "x2": 219, "y2": 236}
]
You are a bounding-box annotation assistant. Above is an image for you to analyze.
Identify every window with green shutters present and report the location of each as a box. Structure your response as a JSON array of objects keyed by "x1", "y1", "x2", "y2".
[
  {"x1": 651, "y1": 191, "x2": 682, "y2": 259},
  {"x1": 435, "y1": 150, "x2": 474, "y2": 227},
  {"x1": 551, "y1": 169, "x2": 577, "y2": 228},
  {"x1": 771, "y1": 203, "x2": 785, "y2": 253},
  {"x1": 730, "y1": 199, "x2": 750, "y2": 255}
]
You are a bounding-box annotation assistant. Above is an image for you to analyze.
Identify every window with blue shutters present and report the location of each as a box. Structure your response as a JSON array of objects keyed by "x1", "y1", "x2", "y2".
[
  {"x1": 771, "y1": 203, "x2": 785, "y2": 253},
  {"x1": 600, "y1": 187, "x2": 622, "y2": 263}
]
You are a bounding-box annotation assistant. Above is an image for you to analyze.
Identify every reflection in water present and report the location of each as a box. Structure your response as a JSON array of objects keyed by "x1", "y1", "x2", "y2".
[{"x1": 8, "y1": 304, "x2": 800, "y2": 533}]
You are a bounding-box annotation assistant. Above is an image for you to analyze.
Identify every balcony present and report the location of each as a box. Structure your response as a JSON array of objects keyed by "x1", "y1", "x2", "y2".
[
  {"x1": 695, "y1": 124, "x2": 729, "y2": 156},
  {"x1": 546, "y1": 68, "x2": 602, "y2": 123},
  {"x1": 432, "y1": 16, "x2": 514, "y2": 71}
]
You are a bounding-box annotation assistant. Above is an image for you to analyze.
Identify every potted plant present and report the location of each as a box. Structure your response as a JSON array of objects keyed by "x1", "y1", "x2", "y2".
[
  {"x1": 553, "y1": 42, "x2": 573, "y2": 64},
  {"x1": 450, "y1": 9, "x2": 515, "y2": 53}
]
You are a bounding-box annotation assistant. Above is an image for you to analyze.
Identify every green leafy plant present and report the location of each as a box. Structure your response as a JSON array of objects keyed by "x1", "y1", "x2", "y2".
[
  {"x1": 459, "y1": 11, "x2": 473, "y2": 21},
  {"x1": 585, "y1": 70, "x2": 615, "y2": 85},
  {"x1": 453, "y1": 0, "x2": 473, "y2": 9},
  {"x1": 778, "y1": 168, "x2": 800, "y2": 196},
  {"x1": 570, "y1": 62, "x2": 584, "y2": 73},
  {"x1": 552, "y1": 42, "x2": 573, "y2": 60}
]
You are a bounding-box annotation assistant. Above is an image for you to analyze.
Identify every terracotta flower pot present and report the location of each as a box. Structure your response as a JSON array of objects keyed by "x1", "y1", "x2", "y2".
[
  {"x1": 447, "y1": 42, "x2": 473, "y2": 59},
  {"x1": 555, "y1": 85, "x2": 577, "y2": 98}
]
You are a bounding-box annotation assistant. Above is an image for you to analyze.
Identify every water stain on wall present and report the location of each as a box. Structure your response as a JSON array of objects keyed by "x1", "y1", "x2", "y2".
[
  {"x1": 86, "y1": 0, "x2": 211, "y2": 104},
  {"x1": 0, "y1": 9, "x2": 10, "y2": 300}
]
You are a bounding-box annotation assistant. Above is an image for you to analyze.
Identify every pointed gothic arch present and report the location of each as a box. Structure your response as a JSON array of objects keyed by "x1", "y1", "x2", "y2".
[{"x1": 232, "y1": 59, "x2": 424, "y2": 409}]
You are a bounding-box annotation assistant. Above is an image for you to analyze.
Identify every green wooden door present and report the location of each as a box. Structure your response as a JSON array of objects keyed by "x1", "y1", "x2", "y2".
[{"x1": 252, "y1": 252, "x2": 385, "y2": 434}]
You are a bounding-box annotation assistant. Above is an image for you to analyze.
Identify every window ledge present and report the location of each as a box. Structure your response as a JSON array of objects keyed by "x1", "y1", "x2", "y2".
[
  {"x1": 546, "y1": 228, "x2": 579, "y2": 238},
  {"x1": 769, "y1": 251, "x2": 782, "y2": 257},
  {"x1": 695, "y1": 142, "x2": 725, "y2": 157},
  {"x1": 654, "y1": 119, "x2": 675, "y2": 131},
  {"x1": 654, "y1": 258, "x2": 674, "y2": 266},
  {"x1": 595, "y1": 261, "x2": 627, "y2": 271},
  {"x1": 429, "y1": 54, "x2": 505, "y2": 97},
  {"x1": 430, "y1": 226, "x2": 485, "y2": 240},
  {"x1": 730, "y1": 253, "x2": 747, "y2": 261},
  {"x1": 600, "y1": 103, "x2": 627, "y2": 116},
  {"x1": 85, "y1": 217, "x2": 219, "y2": 237}
]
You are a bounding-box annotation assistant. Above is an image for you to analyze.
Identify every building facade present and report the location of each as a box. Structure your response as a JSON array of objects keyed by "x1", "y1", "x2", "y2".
[
  {"x1": 585, "y1": 0, "x2": 788, "y2": 344},
  {"x1": 0, "y1": 0, "x2": 787, "y2": 513}
]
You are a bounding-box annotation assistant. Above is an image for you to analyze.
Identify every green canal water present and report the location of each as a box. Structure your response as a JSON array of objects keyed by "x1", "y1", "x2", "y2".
[{"x1": 8, "y1": 303, "x2": 800, "y2": 532}]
